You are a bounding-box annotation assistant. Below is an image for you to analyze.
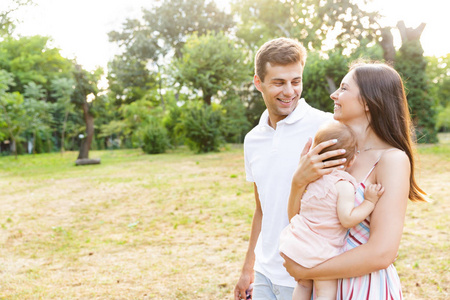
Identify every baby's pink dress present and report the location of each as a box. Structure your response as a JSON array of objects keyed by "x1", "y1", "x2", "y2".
[{"x1": 279, "y1": 169, "x2": 357, "y2": 268}]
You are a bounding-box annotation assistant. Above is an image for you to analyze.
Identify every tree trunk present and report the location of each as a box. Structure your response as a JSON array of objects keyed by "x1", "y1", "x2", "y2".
[
  {"x1": 397, "y1": 21, "x2": 426, "y2": 43},
  {"x1": 11, "y1": 138, "x2": 17, "y2": 160},
  {"x1": 32, "y1": 130, "x2": 36, "y2": 155},
  {"x1": 276, "y1": 24, "x2": 290, "y2": 37},
  {"x1": 61, "y1": 109, "x2": 69, "y2": 155},
  {"x1": 325, "y1": 76, "x2": 337, "y2": 94},
  {"x1": 0, "y1": 102, "x2": 18, "y2": 159},
  {"x1": 75, "y1": 158, "x2": 101, "y2": 166},
  {"x1": 380, "y1": 27, "x2": 396, "y2": 64},
  {"x1": 204, "y1": 93, "x2": 212, "y2": 105},
  {"x1": 77, "y1": 101, "x2": 94, "y2": 159},
  {"x1": 157, "y1": 64, "x2": 166, "y2": 111}
]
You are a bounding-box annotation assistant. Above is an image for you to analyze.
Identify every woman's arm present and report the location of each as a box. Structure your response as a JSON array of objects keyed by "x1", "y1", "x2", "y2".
[
  {"x1": 283, "y1": 150, "x2": 410, "y2": 280},
  {"x1": 287, "y1": 138, "x2": 347, "y2": 221}
]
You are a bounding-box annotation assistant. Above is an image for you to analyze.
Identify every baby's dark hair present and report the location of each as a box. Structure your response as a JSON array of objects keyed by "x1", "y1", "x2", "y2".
[{"x1": 313, "y1": 122, "x2": 357, "y2": 166}]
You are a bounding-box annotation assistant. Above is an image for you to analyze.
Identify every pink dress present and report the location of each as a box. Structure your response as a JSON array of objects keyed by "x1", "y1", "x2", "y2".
[{"x1": 279, "y1": 169, "x2": 357, "y2": 268}]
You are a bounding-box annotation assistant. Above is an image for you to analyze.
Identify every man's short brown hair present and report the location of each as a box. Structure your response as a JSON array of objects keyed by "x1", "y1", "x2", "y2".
[{"x1": 255, "y1": 37, "x2": 307, "y2": 82}]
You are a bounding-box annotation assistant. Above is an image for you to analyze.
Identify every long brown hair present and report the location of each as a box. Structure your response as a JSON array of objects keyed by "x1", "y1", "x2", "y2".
[{"x1": 350, "y1": 62, "x2": 427, "y2": 202}]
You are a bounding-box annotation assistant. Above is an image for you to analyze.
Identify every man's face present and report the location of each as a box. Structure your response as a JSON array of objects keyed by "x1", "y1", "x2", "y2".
[{"x1": 254, "y1": 62, "x2": 303, "y2": 126}]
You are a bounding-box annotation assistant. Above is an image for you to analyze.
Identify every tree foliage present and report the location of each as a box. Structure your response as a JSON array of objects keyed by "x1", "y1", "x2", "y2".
[
  {"x1": 396, "y1": 41, "x2": 438, "y2": 143},
  {"x1": 141, "y1": 120, "x2": 169, "y2": 154},
  {"x1": 427, "y1": 54, "x2": 450, "y2": 131},
  {"x1": 174, "y1": 32, "x2": 250, "y2": 105},
  {"x1": 0, "y1": 0, "x2": 34, "y2": 36},
  {"x1": 0, "y1": 70, "x2": 26, "y2": 157},
  {"x1": 0, "y1": 0, "x2": 446, "y2": 158},
  {"x1": 182, "y1": 103, "x2": 224, "y2": 153},
  {"x1": 232, "y1": 0, "x2": 380, "y2": 51},
  {"x1": 140, "y1": 0, "x2": 234, "y2": 57},
  {"x1": 0, "y1": 36, "x2": 73, "y2": 95}
]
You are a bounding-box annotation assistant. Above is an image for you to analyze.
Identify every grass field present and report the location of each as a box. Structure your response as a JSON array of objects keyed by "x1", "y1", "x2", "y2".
[{"x1": 0, "y1": 142, "x2": 448, "y2": 299}]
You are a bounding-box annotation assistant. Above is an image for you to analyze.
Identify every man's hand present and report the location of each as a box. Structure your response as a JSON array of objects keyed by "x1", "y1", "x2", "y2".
[
  {"x1": 292, "y1": 138, "x2": 347, "y2": 187},
  {"x1": 234, "y1": 272, "x2": 254, "y2": 300}
]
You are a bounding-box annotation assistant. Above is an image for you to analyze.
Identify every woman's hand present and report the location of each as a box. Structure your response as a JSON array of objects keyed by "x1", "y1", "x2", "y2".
[
  {"x1": 292, "y1": 138, "x2": 347, "y2": 187},
  {"x1": 280, "y1": 253, "x2": 310, "y2": 281}
]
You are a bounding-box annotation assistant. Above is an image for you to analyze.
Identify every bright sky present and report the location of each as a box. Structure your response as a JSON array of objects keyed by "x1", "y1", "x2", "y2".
[{"x1": 4, "y1": 0, "x2": 449, "y2": 71}]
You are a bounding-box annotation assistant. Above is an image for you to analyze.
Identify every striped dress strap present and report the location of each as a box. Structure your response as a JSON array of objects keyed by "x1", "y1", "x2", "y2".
[{"x1": 361, "y1": 148, "x2": 397, "y2": 186}]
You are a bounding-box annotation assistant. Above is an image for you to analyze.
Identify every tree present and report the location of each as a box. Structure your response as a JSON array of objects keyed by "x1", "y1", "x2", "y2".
[
  {"x1": 0, "y1": 0, "x2": 34, "y2": 36},
  {"x1": 232, "y1": 0, "x2": 379, "y2": 51},
  {"x1": 0, "y1": 70, "x2": 26, "y2": 158},
  {"x1": 173, "y1": 32, "x2": 249, "y2": 105},
  {"x1": 51, "y1": 77, "x2": 75, "y2": 154},
  {"x1": 395, "y1": 21, "x2": 437, "y2": 143},
  {"x1": 302, "y1": 50, "x2": 349, "y2": 112},
  {"x1": 72, "y1": 64, "x2": 103, "y2": 162},
  {"x1": 119, "y1": 96, "x2": 161, "y2": 147},
  {"x1": 107, "y1": 0, "x2": 234, "y2": 107},
  {"x1": 182, "y1": 103, "x2": 224, "y2": 153},
  {"x1": 220, "y1": 94, "x2": 251, "y2": 143},
  {"x1": 0, "y1": 35, "x2": 73, "y2": 95},
  {"x1": 23, "y1": 82, "x2": 54, "y2": 154},
  {"x1": 141, "y1": 0, "x2": 234, "y2": 57},
  {"x1": 107, "y1": 54, "x2": 158, "y2": 104},
  {"x1": 427, "y1": 54, "x2": 450, "y2": 108},
  {"x1": 427, "y1": 54, "x2": 450, "y2": 132}
]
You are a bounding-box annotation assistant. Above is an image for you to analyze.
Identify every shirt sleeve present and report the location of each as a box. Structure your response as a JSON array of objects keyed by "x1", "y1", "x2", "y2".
[{"x1": 244, "y1": 137, "x2": 254, "y2": 182}]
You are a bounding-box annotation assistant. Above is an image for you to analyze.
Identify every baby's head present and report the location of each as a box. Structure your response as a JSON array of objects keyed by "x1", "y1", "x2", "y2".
[{"x1": 313, "y1": 122, "x2": 357, "y2": 169}]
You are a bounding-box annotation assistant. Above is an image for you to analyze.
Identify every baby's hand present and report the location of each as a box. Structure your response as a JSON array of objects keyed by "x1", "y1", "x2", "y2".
[{"x1": 364, "y1": 183, "x2": 384, "y2": 205}]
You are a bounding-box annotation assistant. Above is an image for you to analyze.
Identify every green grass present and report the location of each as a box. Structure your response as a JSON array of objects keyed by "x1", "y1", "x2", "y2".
[{"x1": 0, "y1": 144, "x2": 448, "y2": 299}]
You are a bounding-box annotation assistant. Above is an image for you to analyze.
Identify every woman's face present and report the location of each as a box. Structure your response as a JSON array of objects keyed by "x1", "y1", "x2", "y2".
[{"x1": 330, "y1": 70, "x2": 368, "y2": 124}]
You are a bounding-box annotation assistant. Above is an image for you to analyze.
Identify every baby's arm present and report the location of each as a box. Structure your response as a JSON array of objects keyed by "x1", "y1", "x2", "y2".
[
  {"x1": 336, "y1": 181, "x2": 384, "y2": 228},
  {"x1": 364, "y1": 183, "x2": 385, "y2": 206}
]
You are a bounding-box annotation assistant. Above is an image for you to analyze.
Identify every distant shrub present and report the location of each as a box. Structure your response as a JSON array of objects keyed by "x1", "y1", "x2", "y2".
[
  {"x1": 141, "y1": 122, "x2": 169, "y2": 154},
  {"x1": 163, "y1": 104, "x2": 184, "y2": 148},
  {"x1": 183, "y1": 104, "x2": 224, "y2": 153}
]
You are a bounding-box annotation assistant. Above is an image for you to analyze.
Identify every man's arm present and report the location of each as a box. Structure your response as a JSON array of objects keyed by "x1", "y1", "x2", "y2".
[{"x1": 234, "y1": 183, "x2": 262, "y2": 300}]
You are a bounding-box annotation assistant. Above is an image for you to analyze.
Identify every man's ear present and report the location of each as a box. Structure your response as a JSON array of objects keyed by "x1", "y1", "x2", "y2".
[{"x1": 254, "y1": 74, "x2": 262, "y2": 92}]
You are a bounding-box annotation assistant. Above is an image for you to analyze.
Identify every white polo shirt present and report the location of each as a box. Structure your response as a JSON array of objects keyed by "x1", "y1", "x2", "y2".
[{"x1": 244, "y1": 99, "x2": 333, "y2": 287}]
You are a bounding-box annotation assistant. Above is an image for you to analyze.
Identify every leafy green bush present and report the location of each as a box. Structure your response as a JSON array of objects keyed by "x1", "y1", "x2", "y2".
[
  {"x1": 221, "y1": 96, "x2": 251, "y2": 143},
  {"x1": 182, "y1": 104, "x2": 224, "y2": 153},
  {"x1": 436, "y1": 104, "x2": 450, "y2": 132},
  {"x1": 163, "y1": 104, "x2": 184, "y2": 148},
  {"x1": 141, "y1": 122, "x2": 169, "y2": 154}
]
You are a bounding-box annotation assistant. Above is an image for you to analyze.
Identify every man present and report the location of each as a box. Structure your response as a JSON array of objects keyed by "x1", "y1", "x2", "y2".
[{"x1": 234, "y1": 38, "x2": 341, "y2": 300}]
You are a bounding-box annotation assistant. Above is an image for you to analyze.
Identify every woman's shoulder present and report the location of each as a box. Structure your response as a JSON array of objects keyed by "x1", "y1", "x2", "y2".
[{"x1": 377, "y1": 148, "x2": 410, "y2": 173}]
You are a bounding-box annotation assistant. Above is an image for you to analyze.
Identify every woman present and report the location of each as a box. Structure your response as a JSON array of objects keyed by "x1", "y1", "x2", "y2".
[{"x1": 281, "y1": 62, "x2": 427, "y2": 299}]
